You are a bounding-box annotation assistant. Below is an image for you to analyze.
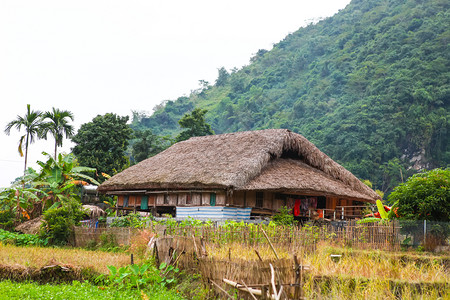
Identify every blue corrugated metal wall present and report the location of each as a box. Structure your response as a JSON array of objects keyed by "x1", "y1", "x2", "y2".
[{"x1": 176, "y1": 206, "x2": 251, "y2": 220}]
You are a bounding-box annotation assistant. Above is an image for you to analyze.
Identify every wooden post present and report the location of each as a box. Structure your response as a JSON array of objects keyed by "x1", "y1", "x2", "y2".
[
  {"x1": 254, "y1": 249, "x2": 263, "y2": 262},
  {"x1": 261, "y1": 228, "x2": 279, "y2": 260},
  {"x1": 261, "y1": 286, "x2": 268, "y2": 300},
  {"x1": 293, "y1": 255, "x2": 300, "y2": 299}
]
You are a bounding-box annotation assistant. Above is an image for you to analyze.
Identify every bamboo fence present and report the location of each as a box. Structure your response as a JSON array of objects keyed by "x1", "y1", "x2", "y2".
[
  {"x1": 159, "y1": 220, "x2": 401, "y2": 251},
  {"x1": 73, "y1": 227, "x2": 139, "y2": 247}
]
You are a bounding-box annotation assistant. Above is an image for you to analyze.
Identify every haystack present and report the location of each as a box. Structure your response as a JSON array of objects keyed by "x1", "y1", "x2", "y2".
[{"x1": 15, "y1": 216, "x2": 43, "y2": 235}]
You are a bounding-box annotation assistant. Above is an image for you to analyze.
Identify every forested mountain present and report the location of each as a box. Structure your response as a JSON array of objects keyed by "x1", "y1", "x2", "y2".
[{"x1": 131, "y1": 0, "x2": 449, "y2": 194}]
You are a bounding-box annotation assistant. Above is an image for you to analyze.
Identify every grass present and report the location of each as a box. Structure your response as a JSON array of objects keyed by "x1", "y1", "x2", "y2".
[
  {"x1": 306, "y1": 243, "x2": 449, "y2": 282},
  {"x1": 0, "y1": 280, "x2": 184, "y2": 300},
  {"x1": 0, "y1": 242, "x2": 135, "y2": 274},
  {"x1": 199, "y1": 240, "x2": 449, "y2": 299},
  {"x1": 206, "y1": 241, "x2": 448, "y2": 283}
]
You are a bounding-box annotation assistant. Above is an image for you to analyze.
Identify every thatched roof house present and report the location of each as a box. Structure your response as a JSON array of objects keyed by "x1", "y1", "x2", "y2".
[{"x1": 99, "y1": 129, "x2": 379, "y2": 219}]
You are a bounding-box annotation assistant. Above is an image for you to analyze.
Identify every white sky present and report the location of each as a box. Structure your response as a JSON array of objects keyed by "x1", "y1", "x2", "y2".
[{"x1": 0, "y1": 0, "x2": 351, "y2": 188}]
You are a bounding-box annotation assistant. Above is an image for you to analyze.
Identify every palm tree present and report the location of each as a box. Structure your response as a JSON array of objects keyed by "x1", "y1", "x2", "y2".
[
  {"x1": 41, "y1": 108, "x2": 74, "y2": 159},
  {"x1": 4, "y1": 104, "x2": 45, "y2": 173}
]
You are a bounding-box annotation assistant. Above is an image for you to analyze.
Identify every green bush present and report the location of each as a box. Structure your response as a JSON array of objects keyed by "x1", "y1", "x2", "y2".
[
  {"x1": 110, "y1": 213, "x2": 153, "y2": 228},
  {"x1": 389, "y1": 168, "x2": 449, "y2": 221},
  {"x1": 97, "y1": 262, "x2": 179, "y2": 291},
  {"x1": 271, "y1": 206, "x2": 296, "y2": 226},
  {"x1": 39, "y1": 200, "x2": 86, "y2": 245}
]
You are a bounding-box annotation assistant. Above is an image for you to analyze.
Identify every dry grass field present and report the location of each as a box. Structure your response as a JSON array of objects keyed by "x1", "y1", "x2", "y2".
[{"x1": 0, "y1": 242, "x2": 135, "y2": 274}]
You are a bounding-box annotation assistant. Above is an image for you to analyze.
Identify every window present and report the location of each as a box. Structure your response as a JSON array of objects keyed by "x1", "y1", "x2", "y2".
[
  {"x1": 186, "y1": 194, "x2": 192, "y2": 205},
  {"x1": 256, "y1": 192, "x2": 263, "y2": 208}
]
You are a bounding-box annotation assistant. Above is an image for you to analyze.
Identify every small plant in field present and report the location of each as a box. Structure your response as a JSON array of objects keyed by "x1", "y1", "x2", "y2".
[
  {"x1": 98, "y1": 262, "x2": 179, "y2": 292},
  {"x1": 0, "y1": 229, "x2": 47, "y2": 246},
  {"x1": 110, "y1": 213, "x2": 153, "y2": 228}
]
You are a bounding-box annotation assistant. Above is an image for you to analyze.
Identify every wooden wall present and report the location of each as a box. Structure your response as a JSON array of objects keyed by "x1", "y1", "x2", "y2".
[
  {"x1": 246, "y1": 191, "x2": 256, "y2": 207},
  {"x1": 116, "y1": 191, "x2": 366, "y2": 219}
]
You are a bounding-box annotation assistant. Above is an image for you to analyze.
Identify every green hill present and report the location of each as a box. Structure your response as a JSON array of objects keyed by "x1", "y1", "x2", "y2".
[{"x1": 132, "y1": 0, "x2": 450, "y2": 193}]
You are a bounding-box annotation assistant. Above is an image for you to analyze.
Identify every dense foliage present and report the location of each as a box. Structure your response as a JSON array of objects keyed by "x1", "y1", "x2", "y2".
[
  {"x1": 175, "y1": 108, "x2": 214, "y2": 142},
  {"x1": 389, "y1": 168, "x2": 449, "y2": 222},
  {"x1": 0, "y1": 229, "x2": 46, "y2": 246},
  {"x1": 0, "y1": 280, "x2": 155, "y2": 300},
  {"x1": 133, "y1": 0, "x2": 450, "y2": 193},
  {"x1": 130, "y1": 129, "x2": 172, "y2": 164},
  {"x1": 72, "y1": 113, "x2": 133, "y2": 182},
  {"x1": 39, "y1": 199, "x2": 86, "y2": 245},
  {"x1": 41, "y1": 107, "x2": 75, "y2": 159}
]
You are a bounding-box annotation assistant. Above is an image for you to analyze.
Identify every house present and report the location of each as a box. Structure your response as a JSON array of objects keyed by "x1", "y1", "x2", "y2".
[{"x1": 98, "y1": 129, "x2": 380, "y2": 220}]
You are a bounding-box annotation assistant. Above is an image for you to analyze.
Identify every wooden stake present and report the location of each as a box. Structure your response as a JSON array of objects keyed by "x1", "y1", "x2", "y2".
[
  {"x1": 293, "y1": 255, "x2": 300, "y2": 299},
  {"x1": 261, "y1": 228, "x2": 279, "y2": 260},
  {"x1": 254, "y1": 249, "x2": 263, "y2": 262}
]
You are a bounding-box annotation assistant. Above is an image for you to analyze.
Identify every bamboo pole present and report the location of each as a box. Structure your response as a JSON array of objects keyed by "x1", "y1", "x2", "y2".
[
  {"x1": 270, "y1": 264, "x2": 283, "y2": 300},
  {"x1": 242, "y1": 280, "x2": 259, "y2": 300},
  {"x1": 211, "y1": 279, "x2": 234, "y2": 299},
  {"x1": 261, "y1": 228, "x2": 279, "y2": 260}
]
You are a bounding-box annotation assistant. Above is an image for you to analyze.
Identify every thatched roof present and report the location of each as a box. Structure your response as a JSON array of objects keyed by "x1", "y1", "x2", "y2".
[{"x1": 99, "y1": 129, "x2": 379, "y2": 202}]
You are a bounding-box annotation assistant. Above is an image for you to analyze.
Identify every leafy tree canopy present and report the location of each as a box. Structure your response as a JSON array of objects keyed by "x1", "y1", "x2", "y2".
[
  {"x1": 71, "y1": 113, "x2": 133, "y2": 182},
  {"x1": 131, "y1": 129, "x2": 172, "y2": 164},
  {"x1": 133, "y1": 0, "x2": 450, "y2": 194},
  {"x1": 4, "y1": 104, "x2": 45, "y2": 173},
  {"x1": 41, "y1": 108, "x2": 75, "y2": 159},
  {"x1": 175, "y1": 108, "x2": 214, "y2": 142},
  {"x1": 388, "y1": 168, "x2": 449, "y2": 221}
]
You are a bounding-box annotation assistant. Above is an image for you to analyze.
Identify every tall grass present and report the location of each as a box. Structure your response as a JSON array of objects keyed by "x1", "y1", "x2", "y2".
[{"x1": 0, "y1": 242, "x2": 134, "y2": 274}]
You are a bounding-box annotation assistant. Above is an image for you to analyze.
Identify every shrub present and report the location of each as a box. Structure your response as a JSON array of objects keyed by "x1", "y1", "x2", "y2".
[
  {"x1": 39, "y1": 199, "x2": 86, "y2": 245},
  {"x1": 272, "y1": 206, "x2": 296, "y2": 226},
  {"x1": 111, "y1": 213, "x2": 152, "y2": 228},
  {"x1": 389, "y1": 168, "x2": 449, "y2": 221}
]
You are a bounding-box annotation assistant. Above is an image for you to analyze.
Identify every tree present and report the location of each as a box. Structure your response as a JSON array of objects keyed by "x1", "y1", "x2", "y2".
[
  {"x1": 215, "y1": 67, "x2": 229, "y2": 87},
  {"x1": 388, "y1": 168, "x2": 449, "y2": 222},
  {"x1": 131, "y1": 130, "x2": 171, "y2": 164},
  {"x1": 71, "y1": 113, "x2": 133, "y2": 182},
  {"x1": 41, "y1": 108, "x2": 75, "y2": 159},
  {"x1": 175, "y1": 108, "x2": 214, "y2": 142},
  {"x1": 33, "y1": 152, "x2": 99, "y2": 209},
  {"x1": 4, "y1": 104, "x2": 45, "y2": 173}
]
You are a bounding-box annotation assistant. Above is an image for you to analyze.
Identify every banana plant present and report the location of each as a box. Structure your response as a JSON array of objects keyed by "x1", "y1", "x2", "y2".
[
  {"x1": 357, "y1": 199, "x2": 399, "y2": 224},
  {"x1": 33, "y1": 152, "x2": 100, "y2": 210}
]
